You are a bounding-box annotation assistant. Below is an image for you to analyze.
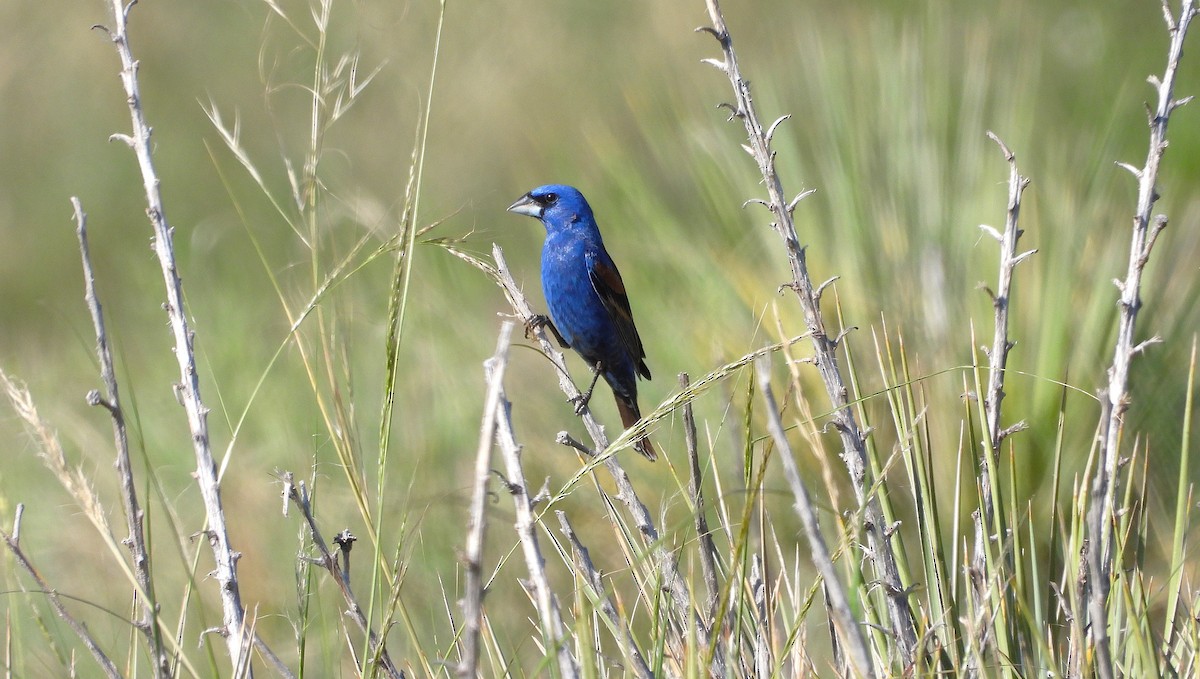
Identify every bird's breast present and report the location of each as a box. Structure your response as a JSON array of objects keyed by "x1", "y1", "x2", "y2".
[{"x1": 541, "y1": 242, "x2": 608, "y2": 358}]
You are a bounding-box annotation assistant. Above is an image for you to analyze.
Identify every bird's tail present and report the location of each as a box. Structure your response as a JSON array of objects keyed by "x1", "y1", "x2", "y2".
[{"x1": 614, "y1": 393, "x2": 656, "y2": 461}]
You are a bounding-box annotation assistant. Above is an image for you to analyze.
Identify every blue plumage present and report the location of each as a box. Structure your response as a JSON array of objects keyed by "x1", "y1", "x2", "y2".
[{"x1": 508, "y1": 184, "x2": 656, "y2": 460}]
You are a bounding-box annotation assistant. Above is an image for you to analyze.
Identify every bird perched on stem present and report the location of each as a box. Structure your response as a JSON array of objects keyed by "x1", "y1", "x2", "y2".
[{"x1": 507, "y1": 184, "x2": 656, "y2": 460}]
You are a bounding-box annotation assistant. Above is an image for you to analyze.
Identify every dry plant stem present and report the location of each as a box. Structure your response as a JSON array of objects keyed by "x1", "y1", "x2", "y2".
[
  {"x1": 699, "y1": 0, "x2": 918, "y2": 662},
  {"x1": 680, "y1": 372, "x2": 721, "y2": 625},
  {"x1": 1, "y1": 507, "x2": 122, "y2": 679},
  {"x1": 755, "y1": 358, "x2": 874, "y2": 679},
  {"x1": 457, "y1": 323, "x2": 514, "y2": 678},
  {"x1": 100, "y1": 0, "x2": 252, "y2": 670},
  {"x1": 555, "y1": 511, "x2": 654, "y2": 679},
  {"x1": 282, "y1": 473, "x2": 404, "y2": 679},
  {"x1": 490, "y1": 244, "x2": 713, "y2": 657},
  {"x1": 1087, "y1": 2, "x2": 1197, "y2": 675},
  {"x1": 979, "y1": 134, "x2": 1034, "y2": 470},
  {"x1": 72, "y1": 197, "x2": 169, "y2": 678},
  {"x1": 489, "y1": 346, "x2": 579, "y2": 679},
  {"x1": 967, "y1": 134, "x2": 1033, "y2": 676}
]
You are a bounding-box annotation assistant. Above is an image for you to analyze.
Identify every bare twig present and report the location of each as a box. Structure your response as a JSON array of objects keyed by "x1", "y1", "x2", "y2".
[
  {"x1": 100, "y1": 0, "x2": 252, "y2": 670},
  {"x1": 457, "y1": 323, "x2": 514, "y2": 678},
  {"x1": 980, "y1": 133, "x2": 1034, "y2": 458},
  {"x1": 489, "y1": 340, "x2": 579, "y2": 679},
  {"x1": 681, "y1": 372, "x2": 721, "y2": 626},
  {"x1": 1087, "y1": 3, "x2": 1198, "y2": 676},
  {"x1": 966, "y1": 134, "x2": 1033, "y2": 676},
  {"x1": 555, "y1": 511, "x2": 653, "y2": 679},
  {"x1": 699, "y1": 0, "x2": 918, "y2": 663},
  {"x1": 756, "y1": 358, "x2": 874, "y2": 679},
  {"x1": 0, "y1": 507, "x2": 122, "y2": 679},
  {"x1": 73, "y1": 197, "x2": 169, "y2": 678},
  {"x1": 282, "y1": 473, "x2": 404, "y2": 679}
]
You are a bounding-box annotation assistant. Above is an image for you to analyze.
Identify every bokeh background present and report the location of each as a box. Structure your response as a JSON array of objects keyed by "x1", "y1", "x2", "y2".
[{"x1": 1, "y1": 0, "x2": 1198, "y2": 674}]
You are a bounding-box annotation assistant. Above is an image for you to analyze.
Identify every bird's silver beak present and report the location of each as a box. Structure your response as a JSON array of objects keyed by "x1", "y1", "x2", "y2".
[{"x1": 507, "y1": 193, "x2": 543, "y2": 218}]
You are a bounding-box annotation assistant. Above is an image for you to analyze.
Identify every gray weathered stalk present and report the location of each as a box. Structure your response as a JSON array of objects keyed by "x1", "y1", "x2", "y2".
[
  {"x1": 73, "y1": 197, "x2": 170, "y2": 678},
  {"x1": 490, "y1": 345, "x2": 579, "y2": 679},
  {"x1": 457, "y1": 323, "x2": 514, "y2": 678},
  {"x1": 555, "y1": 511, "x2": 654, "y2": 679},
  {"x1": 0, "y1": 506, "x2": 123, "y2": 679},
  {"x1": 101, "y1": 0, "x2": 252, "y2": 670},
  {"x1": 1087, "y1": 3, "x2": 1197, "y2": 677},
  {"x1": 699, "y1": 0, "x2": 918, "y2": 663},
  {"x1": 965, "y1": 134, "x2": 1034, "y2": 677}
]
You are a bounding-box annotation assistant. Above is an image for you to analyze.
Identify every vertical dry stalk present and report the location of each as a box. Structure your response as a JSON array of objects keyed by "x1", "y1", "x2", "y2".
[
  {"x1": 99, "y1": 0, "x2": 250, "y2": 670},
  {"x1": 680, "y1": 372, "x2": 721, "y2": 626},
  {"x1": 698, "y1": 0, "x2": 918, "y2": 663},
  {"x1": 457, "y1": 323, "x2": 514, "y2": 678},
  {"x1": 73, "y1": 197, "x2": 169, "y2": 678},
  {"x1": 756, "y1": 358, "x2": 874, "y2": 679},
  {"x1": 979, "y1": 133, "x2": 1034, "y2": 465},
  {"x1": 489, "y1": 344, "x2": 579, "y2": 679},
  {"x1": 966, "y1": 134, "x2": 1033, "y2": 676},
  {"x1": 1087, "y1": 2, "x2": 1197, "y2": 675}
]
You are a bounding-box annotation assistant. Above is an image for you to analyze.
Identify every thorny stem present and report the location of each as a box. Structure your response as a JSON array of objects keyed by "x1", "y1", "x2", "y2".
[
  {"x1": 980, "y1": 133, "x2": 1034, "y2": 463},
  {"x1": 101, "y1": 0, "x2": 254, "y2": 672},
  {"x1": 74, "y1": 197, "x2": 170, "y2": 678},
  {"x1": 699, "y1": 0, "x2": 919, "y2": 664},
  {"x1": 1087, "y1": 2, "x2": 1197, "y2": 676},
  {"x1": 966, "y1": 134, "x2": 1033, "y2": 676}
]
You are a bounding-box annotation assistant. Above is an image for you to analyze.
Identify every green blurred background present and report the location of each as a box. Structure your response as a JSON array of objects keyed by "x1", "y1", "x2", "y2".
[{"x1": 1, "y1": 0, "x2": 1198, "y2": 673}]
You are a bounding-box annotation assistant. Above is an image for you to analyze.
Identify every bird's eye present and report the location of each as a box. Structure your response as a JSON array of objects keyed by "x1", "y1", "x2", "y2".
[{"x1": 543, "y1": 193, "x2": 558, "y2": 205}]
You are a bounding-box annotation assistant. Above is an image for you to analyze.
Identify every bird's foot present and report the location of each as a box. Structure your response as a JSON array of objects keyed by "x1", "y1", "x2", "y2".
[
  {"x1": 571, "y1": 362, "x2": 604, "y2": 415},
  {"x1": 569, "y1": 393, "x2": 591, "y2": 415},
  {"x1": 525, "y1": 314, "x2": 570, "y2": 348},
  {"x1": 524, "y1": 314, "x2": 549, "y2": 339}
]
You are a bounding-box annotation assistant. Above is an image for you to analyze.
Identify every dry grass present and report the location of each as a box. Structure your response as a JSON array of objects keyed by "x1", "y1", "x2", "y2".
[{"x1": 1, "y1": 0, "x2": 1199, "y2": 677}]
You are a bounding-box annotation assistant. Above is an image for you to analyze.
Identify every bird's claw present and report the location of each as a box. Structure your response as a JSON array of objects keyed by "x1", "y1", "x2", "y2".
[
  {"x1": 526, "y1": 314, "x2": 570, "y2": 348},
  {"x1": 524, "y1": 314, "x2": 550, "y2": 340},
  {"x1": 570, "y1": 393, "x2": 591, "y2": 415}
]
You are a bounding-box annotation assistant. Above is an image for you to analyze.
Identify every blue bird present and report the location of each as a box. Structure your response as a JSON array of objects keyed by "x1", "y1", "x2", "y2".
[{"x1": 507, "y1": 184, "x2": 656, "y2": 460}]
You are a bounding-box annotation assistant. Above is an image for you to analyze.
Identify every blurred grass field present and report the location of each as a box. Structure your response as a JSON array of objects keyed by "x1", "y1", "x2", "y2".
[{"x1": 1, "y1": 0, "x2": 1198, "y2": 675}]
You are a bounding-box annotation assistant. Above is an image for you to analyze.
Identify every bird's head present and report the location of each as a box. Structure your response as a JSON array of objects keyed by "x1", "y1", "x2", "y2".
[{"x1": 507, "y1": 184, "x2": 593, "y2": 229}]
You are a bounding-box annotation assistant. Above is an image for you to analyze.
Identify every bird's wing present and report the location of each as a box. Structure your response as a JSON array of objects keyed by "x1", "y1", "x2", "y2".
[{"x1": 587, "y1": 249, "x2": 651, "y2": 379}]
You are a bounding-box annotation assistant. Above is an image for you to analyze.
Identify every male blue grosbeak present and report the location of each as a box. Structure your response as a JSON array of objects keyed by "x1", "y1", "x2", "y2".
[{"x1": 507, "y1": 184, "x2": 656, "y2": 460}]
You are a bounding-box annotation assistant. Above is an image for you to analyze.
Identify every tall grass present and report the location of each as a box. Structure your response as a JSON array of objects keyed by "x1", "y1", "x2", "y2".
[{"x1": 0, "y1": 0, "x2": 1198, "y2": 677}]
